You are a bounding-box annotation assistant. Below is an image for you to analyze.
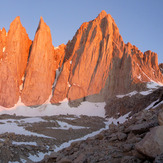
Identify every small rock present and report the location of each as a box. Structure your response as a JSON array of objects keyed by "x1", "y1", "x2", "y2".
[
  {"x1": 117, "y1": 132, "x2": 127, "y2": 141},
  {"x1": 26, "y1": 146, "x2": 32, "y2": 151},
  {"x1": 95, "y1": 134, "x2": 104, "y2": 140},
  {"x1": 58, "y1": 158, "x2": 72, "y2": 163},
  {"x1": 122, "y1": 144, "x2": 133, "y2": 152},
  {"x1": 109, "y1": 133, "x2": 118, "y2": 141},
  {"x1": 154, "y1": 153, "x2": 163, "y2": 163},
  {"x1": 109, "y1": 122, "x2": 117, "y2": 133},
  {"x1": 121, "y1": 156, "x2": 141, "y2": 163},
  {"x1": 125, "y1": 120, "x2": 158, "y2": 134}
]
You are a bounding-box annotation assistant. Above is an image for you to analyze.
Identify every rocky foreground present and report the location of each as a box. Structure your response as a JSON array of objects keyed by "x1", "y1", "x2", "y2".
[
  {"x1": 40, "y1": 102, "x2": 163, "y2": 163},
  {"x1": 0, "y1": 114, "x2": 105, "y2": 162}
]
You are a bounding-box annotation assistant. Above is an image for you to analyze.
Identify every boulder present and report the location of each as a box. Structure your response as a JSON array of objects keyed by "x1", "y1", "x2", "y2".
[
  {"x1": 117, "y1": 132, "x2": 127, "y2": 141},
  {"x1": 136, "y1": 126, "x2": 163, "y2": 158},
  {"x1": 125, "y1": 120, "x2": 158, "y2": 134}
]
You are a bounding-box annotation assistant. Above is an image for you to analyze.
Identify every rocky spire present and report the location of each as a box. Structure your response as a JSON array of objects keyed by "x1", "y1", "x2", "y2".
[
  {"x1": 21, "y1": 17, "x2": 56, "y2": 106},
  {"x1": 0, "y1": 16, "x2": 31, "y2": 107}
]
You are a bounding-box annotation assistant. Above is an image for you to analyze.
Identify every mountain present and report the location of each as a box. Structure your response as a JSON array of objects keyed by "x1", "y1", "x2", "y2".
[
  {"x1": 0, "y1": 11, "x2": 162, "y2": 109},
  {"x1": 51, "y1": 10, "x2": 163, "y2": 104}
]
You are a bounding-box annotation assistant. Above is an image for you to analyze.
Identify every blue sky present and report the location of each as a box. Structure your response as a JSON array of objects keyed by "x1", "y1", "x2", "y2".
[{"x1": 0, "y1": 0, "x2": 162, "y2": 63}]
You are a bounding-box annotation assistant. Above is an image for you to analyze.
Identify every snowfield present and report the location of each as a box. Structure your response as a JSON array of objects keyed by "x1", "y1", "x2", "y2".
[
  {"x1": 0, "y1": 100, "x2": 106, "y2": 118},
  {"x1": 116, "y1": 81, "x2": 162, "y2": 98}
]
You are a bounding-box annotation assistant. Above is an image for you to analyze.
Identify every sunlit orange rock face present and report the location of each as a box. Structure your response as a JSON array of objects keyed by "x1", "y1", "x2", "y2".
[
  {"x1": 21, "y1": 17, "x2": 57, "y2": 106},
  {"x1": 0, "y1": 11, "x2": 162, "y2": 107},
  {"x1": 0, "y1": 28, "x2": 7, "y2": 59},
  {"x1": 51, "y1": 10, "x2": 163, "y2": 103},
  {"x1": 0, "y1": 17, "x2": 32, "y2": 107}
]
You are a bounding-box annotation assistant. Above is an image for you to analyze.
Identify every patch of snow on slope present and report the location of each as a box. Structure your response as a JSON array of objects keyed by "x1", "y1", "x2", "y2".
[
  {"x1": 3, "y1": 47, "x2": 5, "y2": 52},
  {"x1": 145, "y1": 99, "x2": 159, "y2": 110},
  {"x1": 28, "y1": 151, "x2": 51, "y2": 162},
  {"x1": 54, "y1": 112, "x2": 131, "y2": 152},
  {"x1": 137, "y1": 74, "x2": 142, "y2": 81},
  {"x1": 0, "y1": 119, "x2": 52, "y2": 138},
  {"x1": 20, "y1": 117, "x2": 46, "y2": 123},
  {"x1": 116, "y1": 91, "x2": 138, "y2": 98},
  {"x1": 48, "y1": 120, "x2": 89, "y2": 130},
  {"x1": 52, "y1": 69, "x2": 60, "y2": 89},
  {"x1": 139, "y1": 90, "x2": 153, "y2": 95},
  {"x1": 0, "y1": 101, "x2": 106, "y2": 118},
  {"x1": 136, "y1": 63, "x2": 153, "y2": 81},
  {"x1": 19, "y1": 83, "x2": 23, "y2": 91},
  {"x1": 153, "y1": 100, "x2": 163, "y2": 109},
  {"x1": 147, "y1": 82, "x2": 162, "y2": 89},
  {"x1": 67, "y1": 81, "x2": 71, "y2": 87},
  {"x1": 12, "y1": 141, "x2": 37, "y2": 146},
  {"x1": 54, "y1": 46, "x2": 59, "y2": 50}
]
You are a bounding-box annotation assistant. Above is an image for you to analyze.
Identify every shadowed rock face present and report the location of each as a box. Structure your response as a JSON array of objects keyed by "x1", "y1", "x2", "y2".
[
  {"x1": 159, "y1": 63, "x2": 163, "y2": 74},
  {"x1": 0, "y1": 17, "x2": 32, "y2": 107},
  {"x1": 21, "y1": 17, "x2": 56, "y2": 106},
  {"x1": 51, "y1": 11, "x2": 163, "y2": 104}
]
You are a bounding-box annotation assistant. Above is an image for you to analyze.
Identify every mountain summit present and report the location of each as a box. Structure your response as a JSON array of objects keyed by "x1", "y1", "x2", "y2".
[
  {"x1": 51, "y1": 11, "x2": 163, "y2": 104},
  {"x1": 0, "y1": 11, "x2": 162, "y2": 108}
]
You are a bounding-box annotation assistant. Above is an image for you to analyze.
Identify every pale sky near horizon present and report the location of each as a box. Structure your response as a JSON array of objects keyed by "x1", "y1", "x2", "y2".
[{"x1": 0, "y1": 0, "x2": 162, "y2": 63}]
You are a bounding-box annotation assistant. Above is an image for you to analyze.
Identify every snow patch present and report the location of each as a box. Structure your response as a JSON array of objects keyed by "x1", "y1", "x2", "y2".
[
  {"x1": 20, "y1": 117, "x2": 46, "y2": 124},
  {"x1": 21, "y1": 76, "x2": 25, "y2": 81},
  {"x1": 54, "y1": 46, "x2": 59, "y2": 50},
  {"x1": 116, "y1": 91, "x2": 138, "y2": 98},
  {"x1": 12, "y1": 141, "x2": 37, "y2": 146},
  {"x1": 153, "y1": 100, "x2": 163, "y2": 109},
  {"x1": 48, "y1": 120, "x2": 89, "y2": 130},
  {"x1": 54, "y1": 112, "x2": 131, "y2": 152},
  {"x1": 67, "y1": 81, "x2": 71, "y2": 87},
  {"x1": 145, "y1": 99, "x2": 159, "y2": 110},
  {"x1": 147, "y1": 82, "x2": 162, "y2": 89},
  {"x1": 136, "y1": 63, "x2": 152, "y2": 81},
  {"x1": 19, "y1": 83, "x2": 23, "y2": 91},
  {"x1": 0, "y1": 101, "x2": 106, "y2": 118},
  {"x1": 139, "y1": 90, "x2": 152, "y2": 95},
  {"x1": 0, "y1": 119, "x2": 52, "y2": 138},
  {"x1": 28, "y1": 151, "x2": 51, "y2": 162},
  {"x1": 61, "y1": 117, "x2": 78, "y2": 120},
  {"x1": 3, "y1": 47, "x2": 5, "y2": 52},
  {"x1": 137, "y1": 74, "x2": 142, "y2": 81}
]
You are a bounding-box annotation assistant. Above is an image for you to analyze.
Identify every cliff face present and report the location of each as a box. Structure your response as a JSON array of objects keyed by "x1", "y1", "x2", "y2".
[
  {"x1": 0, "y1": 17, "x2": 31, "y2": 107},
  {"x1": 51, "y1": 11, "x2": 124, "y2": 103},
  {"x1": 0, "y1": 11, "x2": 162, "y2": 107},
  {"x1": 51, "y1": 11, "x2": 163, "y2": 103},
  {"x1": 21, "y1": 17, "x2": 57, "y2": 106}
]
